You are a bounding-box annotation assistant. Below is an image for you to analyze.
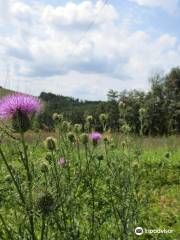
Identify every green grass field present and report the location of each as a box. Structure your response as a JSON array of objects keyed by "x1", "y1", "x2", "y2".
[
  {"x1": 0, "y1": 128, "x2": 179, "y2": 239},
  {"x1": 0, "y1": 90, "x2": 179, "y2": 239}
]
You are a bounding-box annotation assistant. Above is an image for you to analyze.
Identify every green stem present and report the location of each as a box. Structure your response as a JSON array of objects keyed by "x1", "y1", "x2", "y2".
[
  {"x1": 20, "y1": 132, "x2": 36, "y2": 240},
  {"x1": 41, "y1": 215, "x2": 46, "y2": 240},
  {"x1": 0, "y1": 147, "x2": 25, "y2": 205}
]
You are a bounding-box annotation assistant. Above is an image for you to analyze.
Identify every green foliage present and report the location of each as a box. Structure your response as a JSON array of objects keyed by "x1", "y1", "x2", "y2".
[
  {"x1": 0, "y1": 125, "x2": 179, "y2": 239},
  {"x1": 36, "y1": 67, "x2": 180, "y2": 135}
]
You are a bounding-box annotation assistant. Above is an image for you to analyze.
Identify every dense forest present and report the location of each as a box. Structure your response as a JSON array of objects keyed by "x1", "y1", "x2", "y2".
[{"x1": 37, "y1": 67, "x2": 180, "y2": 135}]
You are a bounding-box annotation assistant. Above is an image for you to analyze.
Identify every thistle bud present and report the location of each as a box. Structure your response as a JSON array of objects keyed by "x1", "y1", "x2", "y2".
[
  {"x1": 103, "y1": 136, "x2": 109, "y2": 143},
  {"x1": 99, "y1": 113, "x2": 108, "y2": 123},
  {"x1": 97, "y1": 154, "x2": 104, "y2": 161},
  {"x1": 45, "y1": 137, "x2": 56, "y2": 151},
  {"x1": 45, "y1": 152, "x2": 52, "y2": 163},
  {"x1": 62, "y1": 121, "x2": 70, "y2": 132},
  {"x1": 121, "y1": 124, "x2": 131, "y2": 134},
  {"x1": 164, "y1": 152, "x2": 171, "y2": 159},
  {"x1": 90, "y1": 132, "x2": 102, "y2": 146},
  {"x1": 74, "y1": 124, "x2": 82, "y2": 134},
  {"x1": 132, "y1": 161, "x2": 140, "y2": 170},
  {"x1": 52, "y1": 113, "x2": 63, "y2": 122},
  {"x1": 80, "y1": 133, "x2": 89, "y2": 145},
  {"x1": 139, "y1": 108, "x2": 146, "y2": 117},
  {"x1": 36, "y1": 192, "x2": 55, "y2": 215},
  {"x1": 86, "y1": 115, "x2": 93, "y2": 123},
  {"x1": 119, "y1": 101, "x2": 126, "y2": 109},
  {"x1": 121, "y1": 141, "x2": 126, "y2": 148},
  {"x1": 67, "y1": 132, "x2": 76, "y2": 143},
  {"x1": 52, "y1": 113, "x2": 59, "y2": 121}
]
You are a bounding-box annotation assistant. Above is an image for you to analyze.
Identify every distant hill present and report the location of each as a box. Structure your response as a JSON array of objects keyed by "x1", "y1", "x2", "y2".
[
  {"x1": 38, "y1": 92, "x2": 107, "y2": 130},
  {"x1": 0, "y1": 87, "x2": 16, "y2": 98}
]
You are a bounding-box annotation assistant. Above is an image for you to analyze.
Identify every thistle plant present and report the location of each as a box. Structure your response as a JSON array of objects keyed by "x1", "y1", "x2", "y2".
[
  {"x1": 139, "y1": 107, "x2": 147, "y2": 136},
  {"x1": 119, "y1": 101, "x2": 127, "y2": 126},
  {"x1": 85, "y1": 115, "x2": 93, "y2": 132},
  {"x1": 0, "y1": 99, "x2": 155, "y2": 239},
  {"x1": 0, "y1": 94, "x2": 41, "y2": 240},
  {"x1": 90, "y1": 132, "x2": 102, "y2": 146},
  {"x1": 99, "y1": 113, "x2": 108, "y2": 132}
]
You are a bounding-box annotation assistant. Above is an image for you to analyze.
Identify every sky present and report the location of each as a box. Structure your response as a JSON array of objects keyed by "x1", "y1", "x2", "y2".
[{"x1": 0, "y1": 0, "x2": 180, "y2": 100}]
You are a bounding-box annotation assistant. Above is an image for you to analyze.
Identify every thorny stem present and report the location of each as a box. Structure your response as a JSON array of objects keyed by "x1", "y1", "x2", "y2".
[
  {"x1": 20, "y1": 132, "x2": 36, "y2": 240},
  {"x1": 0, "y1": 147, "x2": 26, "y2": 205}
]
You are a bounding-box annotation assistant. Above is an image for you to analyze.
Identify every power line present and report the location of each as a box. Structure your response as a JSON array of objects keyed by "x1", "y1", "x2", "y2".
[
  {"x1": 57, "y1": 0, "x2": 110, "y2": 91},
  {"x1": 75, "y1": 0, "x2": 110, "y2": 48}
]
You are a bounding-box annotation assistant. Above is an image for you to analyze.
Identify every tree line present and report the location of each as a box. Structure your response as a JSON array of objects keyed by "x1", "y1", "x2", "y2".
[{"x1": 36, "y1": 67, "x2": 180, "y2": 135}]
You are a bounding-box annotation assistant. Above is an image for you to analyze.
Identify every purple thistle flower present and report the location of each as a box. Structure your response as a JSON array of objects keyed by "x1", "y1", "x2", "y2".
[
  {"x1": 90, "y1": 132, "x2": 102, "y2": 142},
  {"x1": 58, "y1": 157, "x2": 65, "y2": 167},
  {"x1": 0, "y1": 94, "x2": 41, "y2": 119}
]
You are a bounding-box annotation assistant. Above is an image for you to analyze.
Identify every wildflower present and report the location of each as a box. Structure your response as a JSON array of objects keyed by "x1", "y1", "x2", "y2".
[
  {"x1": 90, "y1": 132, "x2": 102, "y2": 145},
  {"x1": 0, "y1": 94, "x2": 41, "y2": 119},
  {"x1": 80, "y1": 133, "x2": 89, "y2": 145},
  {"x1": 45, "y1": 137, "x2": 57, "y2": 151},
  {"x1": 58, "y1": 157, "x2": 65, "y2": 167},
  {"x1": 36, "y1": 192, "x2": 55, "y2": 215},
  {"x1": 0, "y1": 94, "x2": 41, "y2": 132}
]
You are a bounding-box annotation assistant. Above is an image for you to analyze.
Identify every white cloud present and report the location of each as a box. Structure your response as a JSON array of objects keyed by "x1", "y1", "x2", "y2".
[
  {"x1": 130, "y1": 0, "x2": 179, "y2": 13},
  {"x1": 0, "y1": 0, "x2": 180, "y2": 99},
  {"x1": 0, "y1": 0, "x2": 11, "y2": 23},
  {"x1": 41, "y1": 1, "x2": 118, "y2": 30}
]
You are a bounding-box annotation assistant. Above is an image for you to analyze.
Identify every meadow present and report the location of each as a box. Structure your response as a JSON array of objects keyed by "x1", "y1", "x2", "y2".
[
  {"x1": 0, "y1": 125, "x2": 179, "y2": 239},
  {"x1": 0, "y1": 94, "x2": 179, "y2": 239}
]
